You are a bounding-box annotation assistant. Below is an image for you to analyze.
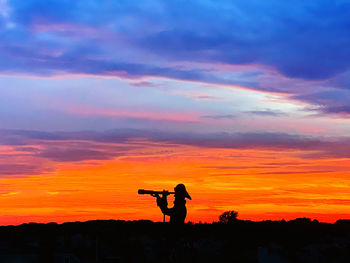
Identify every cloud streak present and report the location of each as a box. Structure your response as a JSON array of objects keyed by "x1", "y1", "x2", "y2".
[
  {"x1": 1, "y1": 129, "x2": 350, "y2": 162},
  {"x1": 243, "y1": 110, "x2": 287, "y2": 117},
  {"x1": 201, "y1": 114, "x2": 236, "y2": 120}
]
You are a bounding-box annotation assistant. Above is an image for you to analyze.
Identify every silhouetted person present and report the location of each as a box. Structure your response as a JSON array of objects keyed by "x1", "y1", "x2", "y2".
[{"x1": 153, "y1": 184, "x2": 191, "y2": 224}]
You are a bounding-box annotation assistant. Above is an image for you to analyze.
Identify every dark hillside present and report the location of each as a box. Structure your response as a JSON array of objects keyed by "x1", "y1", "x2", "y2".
[{"x1": 0, "y1": 219, "x2": 350, "y2": 262}]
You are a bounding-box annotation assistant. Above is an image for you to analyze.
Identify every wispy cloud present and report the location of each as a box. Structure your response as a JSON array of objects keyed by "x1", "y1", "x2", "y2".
[
  {"x1": 65, "y1": 105, "x2": 200, "y2": 122},
  {"x1": 2, "y1": 129, "x2": 350, "y2": 161},
  {"x1": 243, "y1": 110, "x2": 288, "y2": 117},
  {"x1": 201, "y1": 114, "x2": 236, "y2": 120},
  {"x1": 0, "y1": 163, "x2": 52, "y2": 176}
]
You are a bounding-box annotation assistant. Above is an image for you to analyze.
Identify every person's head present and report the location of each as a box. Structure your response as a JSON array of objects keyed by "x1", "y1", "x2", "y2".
[{"x1": 174, "y1": 184, "x2": 191, "y2": 200}]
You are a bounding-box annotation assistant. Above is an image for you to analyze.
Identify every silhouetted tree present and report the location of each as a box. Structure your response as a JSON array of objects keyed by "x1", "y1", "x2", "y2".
[{"x1": 219, "y1": 210, "x2": 238, "y2": 223}]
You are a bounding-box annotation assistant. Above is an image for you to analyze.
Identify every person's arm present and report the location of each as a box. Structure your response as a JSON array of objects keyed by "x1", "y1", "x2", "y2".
[{"x1": 156, "y1": 195, "x2": 173, "y2": 216}]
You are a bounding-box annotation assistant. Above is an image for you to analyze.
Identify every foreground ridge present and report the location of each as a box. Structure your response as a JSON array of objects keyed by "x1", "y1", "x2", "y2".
[{"x1": 0, "y1": 219, "x2": 350, "y2": 262}]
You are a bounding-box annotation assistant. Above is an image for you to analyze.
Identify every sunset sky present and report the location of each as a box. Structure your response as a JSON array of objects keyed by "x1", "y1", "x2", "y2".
[{"x1": 1, "y1": 0, "x2": 350, "y2": 225}]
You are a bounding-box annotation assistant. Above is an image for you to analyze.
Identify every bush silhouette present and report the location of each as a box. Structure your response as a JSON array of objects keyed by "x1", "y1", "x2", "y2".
[{"x1": 219, "y1": 210, "x2": 238, "y2": 223}]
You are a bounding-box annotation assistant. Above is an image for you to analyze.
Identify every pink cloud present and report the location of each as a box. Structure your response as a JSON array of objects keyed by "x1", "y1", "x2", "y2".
[
  {"x1": 32, "y1": 22, "x2": 100, "y2": 38},
  {"x1": 66, "y1": 105, "x2": 200, "y2": 122}
]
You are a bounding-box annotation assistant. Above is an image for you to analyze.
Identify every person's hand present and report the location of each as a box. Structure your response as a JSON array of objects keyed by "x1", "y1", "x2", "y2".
[{"x1": 162, "y1": 190, "x2": 170, "y2": 197}]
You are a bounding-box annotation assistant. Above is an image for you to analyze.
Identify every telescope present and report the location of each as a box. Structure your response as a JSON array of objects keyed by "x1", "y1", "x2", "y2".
[
  {"x1": 138, "y1": 189, "x2": 175, "y2": 196},
  {"x1": 138, "y1": 189, "x2": 175, "y2": 222}
]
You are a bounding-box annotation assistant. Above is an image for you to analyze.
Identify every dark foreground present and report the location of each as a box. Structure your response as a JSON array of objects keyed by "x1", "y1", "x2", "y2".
[{"x1": 1, "y1": 219, "x2": 350, "y2": 263}]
